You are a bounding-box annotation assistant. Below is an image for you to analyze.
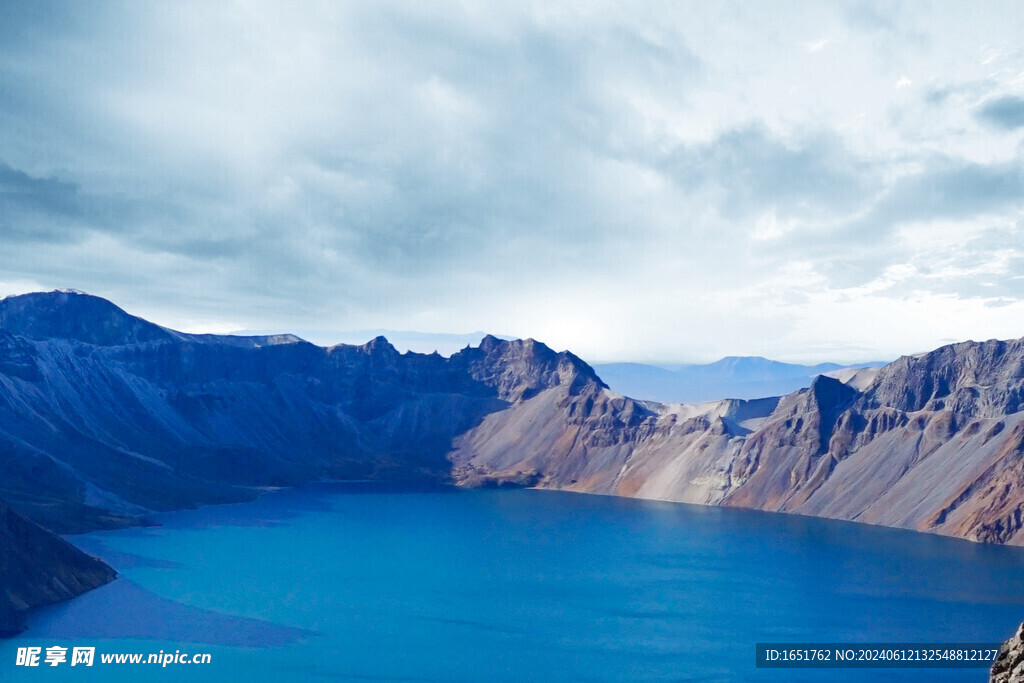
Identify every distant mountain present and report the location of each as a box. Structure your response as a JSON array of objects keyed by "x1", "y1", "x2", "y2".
[{"x1": 594, "y1": 356, "x2": 884, "y2": 404}]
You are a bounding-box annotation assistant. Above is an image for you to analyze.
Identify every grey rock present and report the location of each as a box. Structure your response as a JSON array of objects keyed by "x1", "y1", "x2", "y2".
[{"x1": 992, "y1": 621, "x2": 1024, "y2": 683}]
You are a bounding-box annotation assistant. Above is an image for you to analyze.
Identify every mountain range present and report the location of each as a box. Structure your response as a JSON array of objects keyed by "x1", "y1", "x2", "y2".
[
  {"x1": 231, "y1": 329, "x2": 514, "y2": 357},
  {"x1": 5, "y1": 290, "x2": 1024, "y2": 628}
]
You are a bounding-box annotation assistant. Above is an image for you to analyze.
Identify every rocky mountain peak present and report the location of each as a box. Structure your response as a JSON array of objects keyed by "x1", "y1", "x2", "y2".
[
  {"x1": 6, "y1": 289, "x2": 1024, "y2": 563},
  {"x1": 807, "y1": 373, "x2": 858, "y2": 409},
  {"x1": 361, "y1": 335, "x2": 400, "y2": 357},
  {"x1": 453, "y1": 335, "x2": 606, "y2": 402},
  {"x1": 0, "y1": 290, "x2": 172, "y2": 346},
  {"x1": 478, "y1": 333, "x2": 504, "y2": 352}
]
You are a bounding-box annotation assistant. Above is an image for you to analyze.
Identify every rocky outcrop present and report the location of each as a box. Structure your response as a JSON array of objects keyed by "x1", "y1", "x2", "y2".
[
  {"x1": 0, "y1": 499, "x2": 116, "y2": 634},
  {"x1": 992, "y1": 621, "x2": 1024, "y2": 683}
]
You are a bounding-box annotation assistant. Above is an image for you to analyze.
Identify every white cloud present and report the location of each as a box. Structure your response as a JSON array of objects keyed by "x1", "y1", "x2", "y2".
[{"x1": 1, "y1": 1, "x2": 1023, "y2": 363}]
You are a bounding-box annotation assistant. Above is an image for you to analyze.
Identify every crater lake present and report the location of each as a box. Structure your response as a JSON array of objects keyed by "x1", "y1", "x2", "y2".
[{"x1": 5, "y1": 483, "x2": 1024, "y2": 681}]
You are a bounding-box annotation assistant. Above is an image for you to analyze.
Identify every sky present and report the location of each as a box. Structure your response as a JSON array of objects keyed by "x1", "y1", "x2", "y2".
[{"x1": 1, "y1": 1, "x2": 1023, "y2": 363}]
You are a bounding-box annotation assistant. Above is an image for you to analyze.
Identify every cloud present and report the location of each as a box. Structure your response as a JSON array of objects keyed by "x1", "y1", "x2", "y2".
[
  {"x1": 867, "y1": 157, "x2": 1024, "y2": 226},
  {"x1": 977, "y1": 95, "x2": 1024, "y2": 130},
  {"x1": 844, "y1": 1, "x2": 898, "y2": 33},
  {"x1": 0, "y1": 162, "x2": 82, "y2": 237},
  {"x1": 663, "y1": 125, "x2": 879, "y2": 221},
  {"x1": 0, "y1": 1, "x2": 1023, "y2": 363},
  {"x1": 0, "y1": 2, "x2": 707, "y2": 321}
]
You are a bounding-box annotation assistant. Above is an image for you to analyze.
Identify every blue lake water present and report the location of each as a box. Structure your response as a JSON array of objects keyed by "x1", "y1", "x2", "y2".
[{"x1": 4, "y1": 484, "x2": 1024, "y2": 681}]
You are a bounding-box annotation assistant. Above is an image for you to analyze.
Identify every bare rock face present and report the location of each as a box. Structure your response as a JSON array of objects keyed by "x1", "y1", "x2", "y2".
[
  {"x1": 724, "y1": 375, "x2": 858, "y2": 509},
  {"x1": 992, "y1": 621, "x2": 1024, "y2": 683},
  {"x1": 730, "y1": 339, "x2": 1024, "y2": 544},
  {"x1": 0, "y1": 499, "x2": 116, "y2": 634}
]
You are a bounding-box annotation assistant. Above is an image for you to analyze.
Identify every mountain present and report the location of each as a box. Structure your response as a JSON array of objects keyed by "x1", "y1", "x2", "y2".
[
  {"x1": 593, "y1": 356, "x2": 883, "y2": 404},
  {"x1": 2, "y1": 290, "x2": 1024, "y2": 551},
  {"x1": 0, "y1": 289, "x2": 174, "y2": 346},
  {"x1": 0, "y1": 291, "x2": 621, "y2": 534},
  {"x1": 0, "y1": 499, "x2": 116, "y2": 634},
  {"x1": 0, "y1": 289, "x2": 304, "y2": 350},
  {"x1": 463, "y1": 338, "x2": 1024, "y2": 544}
]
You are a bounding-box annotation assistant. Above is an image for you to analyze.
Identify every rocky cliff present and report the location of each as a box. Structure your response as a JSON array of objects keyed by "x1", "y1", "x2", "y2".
[
  {"x1": 454, "y1": 338, "x2": 1024, "y2": 546},
  {"x1": 0, "y1": 499, "x2": 116, "y2": 634},
  {"x1": 992, "y1": 621, "x2": 1024, "y2": 682},
  {"x1": 4, "y1": 290, "x2": 1024, "y2": 551}
]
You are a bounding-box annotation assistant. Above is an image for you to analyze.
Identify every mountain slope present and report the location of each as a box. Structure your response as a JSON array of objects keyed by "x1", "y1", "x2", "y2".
[
  {"x1": 461, "y1": 338, "x2": 1024, "y2": 544},
  {"x1": 0, "y1": 293, "x2": 633, "y2": 534},
  {"x1": 0, "y1": 499, "x2": 116, "y2": 634}
]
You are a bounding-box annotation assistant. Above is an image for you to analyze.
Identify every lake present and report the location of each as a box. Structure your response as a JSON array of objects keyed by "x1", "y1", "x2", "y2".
[{"x1": 4, "y1": 484, "x2": 1024, "y2": 681}]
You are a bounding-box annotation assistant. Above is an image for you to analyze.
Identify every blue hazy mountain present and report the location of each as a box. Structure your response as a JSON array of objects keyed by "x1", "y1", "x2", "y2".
[{"x1": 594, "y1": 356, "x2": 884, "y2": 404}]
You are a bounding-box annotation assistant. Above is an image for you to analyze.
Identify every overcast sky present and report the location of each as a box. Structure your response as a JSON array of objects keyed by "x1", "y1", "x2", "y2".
[{"x1": 1, "y1": 1, "x2": 1023, "y2": 363}]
